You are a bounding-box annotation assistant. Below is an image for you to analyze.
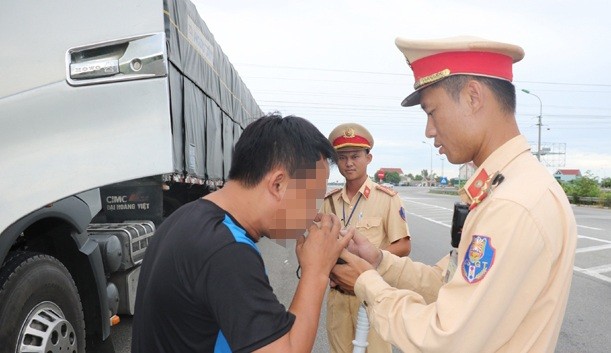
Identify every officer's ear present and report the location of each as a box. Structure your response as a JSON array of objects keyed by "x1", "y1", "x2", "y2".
[
  {"x1": 366, "y1": 152, "x2": 373, "y2": 164},
  {"x1": 464, "y1": 80, "x2": 484, "y2": 113}
]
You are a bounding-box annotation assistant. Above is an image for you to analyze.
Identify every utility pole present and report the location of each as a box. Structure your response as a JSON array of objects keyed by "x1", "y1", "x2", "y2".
[
  {"x1": 422, "y1": 141, "x2": 433, "y2": 185},
  {"x1": 521, "y1": 89, "x2": 543, "y2": 161}
]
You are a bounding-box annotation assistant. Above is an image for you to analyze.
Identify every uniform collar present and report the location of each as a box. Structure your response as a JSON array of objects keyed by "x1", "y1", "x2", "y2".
[
  {"x1": 358, "y1": 178, "x2": 374, "y2": 200},
  {"x1": 459, "y1": 135, "x2": 530, "y2": 209},
  {"x1": 340, "y1": 177, "x2": 374, "y2": 203}
]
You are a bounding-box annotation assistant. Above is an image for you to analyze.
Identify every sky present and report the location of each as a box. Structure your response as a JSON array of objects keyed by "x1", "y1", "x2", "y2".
[{"x1": 192, "y1": 0, "x2": 611, "y2": 183}]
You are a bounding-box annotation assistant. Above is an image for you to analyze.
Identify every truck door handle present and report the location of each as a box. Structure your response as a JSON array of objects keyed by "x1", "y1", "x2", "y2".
[{"x1": 66, "y1": 32, "x2": 167, "y2": 86}]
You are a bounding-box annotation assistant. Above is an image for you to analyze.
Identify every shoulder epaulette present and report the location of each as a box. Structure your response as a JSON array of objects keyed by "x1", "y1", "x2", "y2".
[
  {"x1": 325, "y1": 188, "x2": 342, "y2": 198},
  {"x1": 375, "y1": 184, "x2": 398, "y2": 196}
]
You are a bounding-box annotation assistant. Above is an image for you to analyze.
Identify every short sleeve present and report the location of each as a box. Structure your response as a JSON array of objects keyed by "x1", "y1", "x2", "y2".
[
  {"x1": 386, "y1": 195, "x2": 410, "y2": 243},
  {"x1": 200, "y1": 243, "x2": 295, "y2": 352}
]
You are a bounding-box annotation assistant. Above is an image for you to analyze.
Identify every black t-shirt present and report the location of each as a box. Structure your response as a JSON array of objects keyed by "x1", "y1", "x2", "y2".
[{"x1": 132, "y1": 199, "x2": 295, "y2": 353}]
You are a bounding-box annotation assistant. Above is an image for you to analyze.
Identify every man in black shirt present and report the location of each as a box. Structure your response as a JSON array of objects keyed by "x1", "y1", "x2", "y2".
[{"x1": 132, "y1": 114, "x2": 352, "y2": 353}]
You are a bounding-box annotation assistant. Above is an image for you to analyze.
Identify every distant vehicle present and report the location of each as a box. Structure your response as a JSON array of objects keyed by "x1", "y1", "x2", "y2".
[{"x1": 381, "y1": 182, "x2": 395, "y2": 189}]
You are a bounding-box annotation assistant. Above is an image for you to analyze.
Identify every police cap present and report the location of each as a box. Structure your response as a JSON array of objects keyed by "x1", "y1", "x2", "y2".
[
  {"x1": 395, "y1": 35, "x2": 525, "y2": 107},
  {"x1": 328, "y1": 123, "x2": 374, "y2": 151}
]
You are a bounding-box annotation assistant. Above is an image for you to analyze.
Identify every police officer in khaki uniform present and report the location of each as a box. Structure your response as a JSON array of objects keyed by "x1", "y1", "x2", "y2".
[
  {"x1": 321, "y1": 123, "x2": 411, "y2": 353},
  {"x1": 330, "y1": 37, "x2": 577, "y2": 352}
]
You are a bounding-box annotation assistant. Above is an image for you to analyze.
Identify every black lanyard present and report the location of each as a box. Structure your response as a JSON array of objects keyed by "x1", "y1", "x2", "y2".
[{"x1": 342, "y1": 193, "x2": 363, "y2": 227}]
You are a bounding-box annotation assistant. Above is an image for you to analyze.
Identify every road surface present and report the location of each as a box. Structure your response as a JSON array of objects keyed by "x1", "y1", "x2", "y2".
[{"x1": 112, "y1": 186, "x2": 611, "y2": 352}]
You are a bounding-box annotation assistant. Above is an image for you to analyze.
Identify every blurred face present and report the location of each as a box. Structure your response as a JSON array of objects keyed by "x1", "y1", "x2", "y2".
[
  {"x1": 420, "y1": 85, "x2": 478, "y2": 165},
  {"x1": 337, "y1": 149, "x2": 372, "y2": 182},
  {"x1": 267, "y1": 158, "x2": 330, "y2": 239}
]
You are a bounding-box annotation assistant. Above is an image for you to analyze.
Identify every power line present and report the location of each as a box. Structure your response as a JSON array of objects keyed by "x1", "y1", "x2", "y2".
[
  {"x1": 236, "y1": 63, "x2": 408, "y2": 76},
  {"x1": 236, "y1": 63, "x2": 611, "y2": 88}
]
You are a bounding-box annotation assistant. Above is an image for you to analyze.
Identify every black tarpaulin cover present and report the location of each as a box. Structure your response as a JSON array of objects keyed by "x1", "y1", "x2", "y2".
[{"x1": 164, "y1": 0, "x2": 263, "y2": 181}]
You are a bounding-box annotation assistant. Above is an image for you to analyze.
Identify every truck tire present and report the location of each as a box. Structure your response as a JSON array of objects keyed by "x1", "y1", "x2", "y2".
[{"x1": 0, "y1": 251, "x2": 86, "y2": 353}]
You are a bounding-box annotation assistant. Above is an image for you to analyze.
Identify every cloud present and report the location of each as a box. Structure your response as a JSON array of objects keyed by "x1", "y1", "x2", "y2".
[
  {"x1": 565, "y1": 152, "x2": 611, "y2": 178},
  {"x1": 193, "y1": 0, "x2": 611, "y2": 180}
]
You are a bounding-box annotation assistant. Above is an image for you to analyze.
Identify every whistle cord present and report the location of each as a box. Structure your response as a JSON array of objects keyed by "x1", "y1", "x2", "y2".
[{"x1": 342, "y1": 194, "x2": 363, "y2": 227}]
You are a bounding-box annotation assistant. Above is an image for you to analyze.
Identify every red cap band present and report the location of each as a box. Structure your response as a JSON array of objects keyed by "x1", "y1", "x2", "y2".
[
  {"x1": 411, "y1": 51, "x2": 514, "y2": 89},
  {"x1": 332, "y1": 135, "x2": 371, "y2": 149}
]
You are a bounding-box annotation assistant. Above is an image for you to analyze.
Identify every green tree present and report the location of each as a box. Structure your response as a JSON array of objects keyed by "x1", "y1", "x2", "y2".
[
  {"x1": 601, "y1": 177, "x2": 611, "y2": 188},
  {"x1": 576, "y1": 171, "x2": 601, "y2": 197},
  {"x1": 561, "y1": 171, "x2": 600, "y2": 203},
  {"x1": 384, "y1": 172, "x2": 401, "y2": 185}
]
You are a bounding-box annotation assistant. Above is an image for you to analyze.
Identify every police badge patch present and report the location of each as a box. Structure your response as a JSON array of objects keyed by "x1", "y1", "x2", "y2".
[{"x1": 462, "y1": 235, "x2": 495, "y2": 284}]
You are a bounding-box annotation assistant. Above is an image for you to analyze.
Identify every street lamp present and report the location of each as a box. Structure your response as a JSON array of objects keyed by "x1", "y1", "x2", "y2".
[
  {"x1": 422, "y1": 141, "x2": 433, "y2": 185},
  {"x1": 521, "y1": 89, "x2": 543, "y2": 161},
  {"x1": 440, "y1": 156, "x2": 445, "y2": 177}
]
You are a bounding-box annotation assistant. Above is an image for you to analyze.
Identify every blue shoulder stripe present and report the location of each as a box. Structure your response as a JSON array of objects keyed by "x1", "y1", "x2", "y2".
[
  {"x1": 216, "y1": 215, "x2": 260, "y2": 352},
  {"x1": 214, "y1": 331, "x2": 231, "y2": 353},
  {"x1": 222, "y1": 214, "x2": 259, "y2": 253}
]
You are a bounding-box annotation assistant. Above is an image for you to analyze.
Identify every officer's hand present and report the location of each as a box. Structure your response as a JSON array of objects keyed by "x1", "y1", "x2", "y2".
[
  {"x1": 330, "y1": 249, "x2": 374, "y2": 293},
  {"x1": 344, "y1": 230, "x2": 381, "y2": 266},
  {"x1": 296, "y1": 214, "x2": 354, "y2": 278}
]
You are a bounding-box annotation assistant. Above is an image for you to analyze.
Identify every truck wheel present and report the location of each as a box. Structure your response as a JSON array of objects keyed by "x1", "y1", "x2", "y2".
[{"x1": 0, "y1": 251, "x2": 86, "y2": 353}]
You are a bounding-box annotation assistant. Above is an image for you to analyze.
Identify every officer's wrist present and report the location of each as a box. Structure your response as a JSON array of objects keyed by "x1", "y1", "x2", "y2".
[{"x1": 373, "y1": 250, "x2": 383, "y2": 269}]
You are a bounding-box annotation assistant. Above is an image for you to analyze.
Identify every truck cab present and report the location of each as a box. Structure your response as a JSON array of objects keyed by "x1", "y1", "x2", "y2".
[{"x1": 0, "y1": 1, "x2": 261, "y2": 352}]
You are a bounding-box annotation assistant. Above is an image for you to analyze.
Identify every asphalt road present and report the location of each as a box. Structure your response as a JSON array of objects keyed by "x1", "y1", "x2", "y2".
[{"x1": 112, "y1": 186, "x2": 611, "y2": 352}]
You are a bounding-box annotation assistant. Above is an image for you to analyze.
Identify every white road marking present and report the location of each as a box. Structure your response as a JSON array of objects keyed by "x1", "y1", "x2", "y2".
[
  {"x1": 403, "y1": 199, "x2": 453, "y2": 211},
  {"x1": 573, "y1": 266, "x2": 611, "y2": 284},
  {"x1": 404, "y1": 211, "x2": 451, "y2": 228},
  {"x1": 581, "y1": 263, "x2": 611, "y2": 274},
  {"x1": 578, "y1": 235, "x2": 611, "y2": 244},
  {"x1": 577, "y1": 224, "x2": 603, "y2": 231},
  {"x1": 575, "y1": 244, "x2": 611, "y2": 253}
]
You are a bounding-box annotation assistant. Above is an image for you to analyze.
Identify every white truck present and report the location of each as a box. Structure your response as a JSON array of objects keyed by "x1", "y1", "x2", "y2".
[{"x1": 0, "y1": 1, "x2": 262, "y2": 352}]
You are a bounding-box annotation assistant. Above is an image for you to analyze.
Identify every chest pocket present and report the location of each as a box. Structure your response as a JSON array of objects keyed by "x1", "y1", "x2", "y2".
[{"x1": 355, "y1": 216, "x2": 383, "y2": 247}]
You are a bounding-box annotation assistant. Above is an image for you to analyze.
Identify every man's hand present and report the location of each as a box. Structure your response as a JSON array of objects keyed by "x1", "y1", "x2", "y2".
[
  {"x1": 330, "y1": 249, "x2": 376, "y2": 293},
  {"x1": 296, "y1": 214, "x2": 354, "y2": 279}
]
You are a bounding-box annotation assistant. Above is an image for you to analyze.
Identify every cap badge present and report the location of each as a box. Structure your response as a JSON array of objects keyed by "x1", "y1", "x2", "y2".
[
  {"x1": 344, "y1": 128, "x2": 355, "y2": 138},
  {"x1": 415, "y1": 69, "x2": 450, "y2": 89}
]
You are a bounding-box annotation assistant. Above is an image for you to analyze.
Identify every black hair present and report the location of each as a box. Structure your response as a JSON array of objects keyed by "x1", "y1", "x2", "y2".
[
  {"x1": 228, "y1": 114, "x2": 337, "y2": 187},
  {"x1": 435, "y1": 75, "x2": 516, "y2": 114}
]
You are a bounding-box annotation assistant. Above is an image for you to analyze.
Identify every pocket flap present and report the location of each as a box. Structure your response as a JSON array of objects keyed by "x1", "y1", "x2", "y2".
[{"x1": 356, "y1": 216, "x2": 382, "y2": 229}]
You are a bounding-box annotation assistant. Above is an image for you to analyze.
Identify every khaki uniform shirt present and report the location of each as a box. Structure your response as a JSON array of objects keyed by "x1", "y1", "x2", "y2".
[
  {"x1": 321, "y1": 177, "x2": 410, "y2": 248},
  {"x1": 354, "y1": 135, "x2": 577, "y2": 353}
]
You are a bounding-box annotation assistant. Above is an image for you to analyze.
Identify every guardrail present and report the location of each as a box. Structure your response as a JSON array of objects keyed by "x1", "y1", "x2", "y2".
[
  {"x1": 569, "y1": 196, "x2": 611, "y2": 207},
  {"x1": 427, "y1": 188, "x2": 610, "y2": 208}
]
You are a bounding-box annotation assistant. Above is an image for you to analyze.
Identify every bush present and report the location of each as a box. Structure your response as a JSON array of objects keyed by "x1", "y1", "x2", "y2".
[
  {"x1": 560, "y1": 172, "x2": 601, "y2": 204},
  {"x1": 600, "y1": 192, "x2": 611, "y2": 208}
]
